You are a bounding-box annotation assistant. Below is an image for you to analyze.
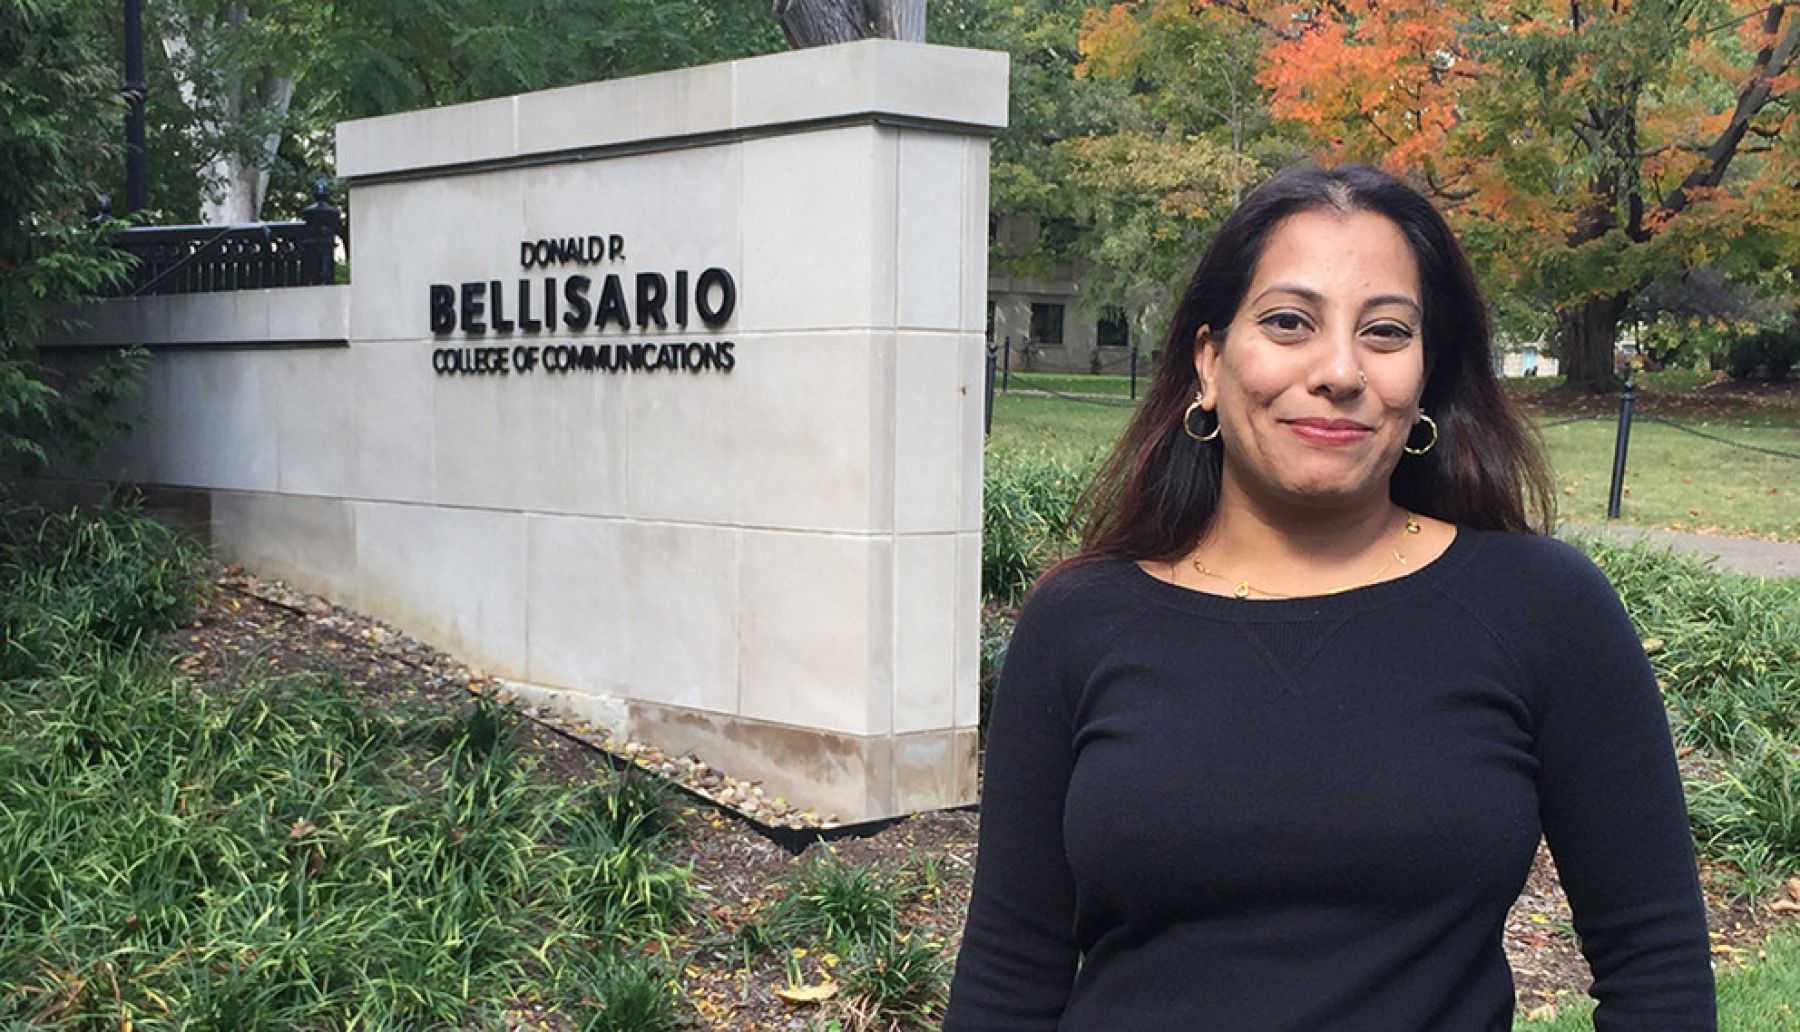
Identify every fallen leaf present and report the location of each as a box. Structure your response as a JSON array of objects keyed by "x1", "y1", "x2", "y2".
[{"x1": 774, "y1": 981, "x2": 838, "y2": 1005}]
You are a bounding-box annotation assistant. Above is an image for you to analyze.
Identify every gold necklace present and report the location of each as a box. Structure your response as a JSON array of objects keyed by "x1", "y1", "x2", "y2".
[{"x1": 1192, "y1": 515, "x2": 1424, "y2": 600}]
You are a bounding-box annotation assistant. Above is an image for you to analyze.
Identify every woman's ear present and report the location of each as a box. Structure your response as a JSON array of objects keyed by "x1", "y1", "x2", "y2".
[{"x1": 1194, "y1": 325, "x2": 1221, "y2": 412}]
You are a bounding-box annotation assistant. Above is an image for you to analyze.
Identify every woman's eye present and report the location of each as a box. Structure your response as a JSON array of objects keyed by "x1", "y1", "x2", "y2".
[
  {"x1": 1363, "y1": 322, "x2": 1416, "y2": 348},
  {"x1": 1261, "y1": 312, "x2": 1310, "y2": 336}
]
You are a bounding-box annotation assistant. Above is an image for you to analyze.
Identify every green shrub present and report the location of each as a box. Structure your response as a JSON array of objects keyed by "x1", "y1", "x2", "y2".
[
  {"x1": 1725, "y1": 326, "x2": 1800, "y2": 381},
  {"x1": 982, "y1": 450, "x2": 1094, "y2": 606},
  {"x1": 1577, "y1": 536, "x2": 1800, "y2": 889}
]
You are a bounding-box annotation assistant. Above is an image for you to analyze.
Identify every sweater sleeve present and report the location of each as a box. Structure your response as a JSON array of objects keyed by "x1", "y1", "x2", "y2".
[
  {"x1": 943, "y1": 575, "x2": 1084, "y2": 1030},
  {"x1": 1524, "y1": 543, "x2": 1716, "y2": 1030}
]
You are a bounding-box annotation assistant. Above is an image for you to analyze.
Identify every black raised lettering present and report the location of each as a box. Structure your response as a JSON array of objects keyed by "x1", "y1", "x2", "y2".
[
  {"x1": 543, "y1": 277, "x2": 557, "y2": 327},
  {"x1": 696, "y1": 268, "x2": 736, "y2": 327},
  {"x1": 518, "y1": 278, "x2": 541, "y2": 331},
  {"x1": 520, "y1": 242, "x2": 535, "y2": 269},
  {"x1": 562, "y1": 275, "x2": 592, "y2": 330},
  {"x1": 489, "y1": 280, "x2": 515, "y2": 333},
  {"x1": 594, "y1": 274, "x2": 630, "y2": 331},
  {"x1": 430, "y1": 284, "x2": 456, "y2": 335},
  {"x1": 588, "y1": 235, "x2": 605, "y2": 262},
  {"x1": 636, "y1": 273, "x2": 668, "y2": 330},
  {"x1": 608, "y1": 234, "x2": 625, "y2": 261},
  {"x1": 460, "y1": 281, "x2": 486, "y2": 335},
  {"x1": 717, "y1": 341, "x2": 736, "y2": 372},
  {"x1": 674, "y1": 270, "x2": 689, "y2": 329}
]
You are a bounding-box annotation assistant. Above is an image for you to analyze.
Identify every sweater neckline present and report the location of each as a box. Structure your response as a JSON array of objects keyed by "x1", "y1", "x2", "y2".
[{"x1": 1118, "y1": 525, "x2": 1483, "y2": 621}]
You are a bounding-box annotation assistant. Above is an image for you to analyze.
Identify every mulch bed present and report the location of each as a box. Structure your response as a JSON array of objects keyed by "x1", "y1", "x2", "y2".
[{"x1": 171, "y1": 567, "x2": 1798, "y2": 1029}]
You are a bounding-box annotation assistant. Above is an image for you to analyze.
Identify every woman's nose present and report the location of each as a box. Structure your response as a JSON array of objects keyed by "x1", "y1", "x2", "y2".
[{"x1": 1309, "y1": 329, "x2": 1364, "y2": 398}]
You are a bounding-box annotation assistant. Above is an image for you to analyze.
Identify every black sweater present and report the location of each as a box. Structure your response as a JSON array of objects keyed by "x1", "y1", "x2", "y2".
[{"x1": 944, "y1": 529, "x2": 1714, "y2": 1031}]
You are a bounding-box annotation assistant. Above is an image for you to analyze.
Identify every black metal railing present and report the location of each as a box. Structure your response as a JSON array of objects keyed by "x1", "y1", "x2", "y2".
[{"x1": 97, "y1": 181, "x2": 342, "y2": 297}]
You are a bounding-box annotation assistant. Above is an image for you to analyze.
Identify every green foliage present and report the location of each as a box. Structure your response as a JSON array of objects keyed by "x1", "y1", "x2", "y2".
[
  {"x1": 0, "y1": 0, "x2": 140, "y2": 483},
  {"x1": 1577, "y1": 537, "x2": 1800, "y2": 892},
  {"x1": 0, "y1": 500, "x2": 205, "y2": 676},
  {"x1": 1725, "y1": 325, "x2": 1800, "y2": 382},
  {"x1": 740, "y1": 849, "x2": 903, "y2": 956},
  {"x1": 0, "y1": 501, "x2": 698, "y2": 1028},
  {"x1": 839, "y1": 932, "x2": 951, "y2": 1026},
  {"x1": 982, "y1": 449, "x2": 1095, "y2": 605}
]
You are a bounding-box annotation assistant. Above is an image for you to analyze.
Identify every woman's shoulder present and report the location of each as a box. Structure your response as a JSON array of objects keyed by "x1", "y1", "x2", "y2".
[
  {"x1": 1454, "y1": 527, "x2": 1614, "y2": 595},
  {"x1": 1445, "y1": 528, "x2": 1630, "y2": 645},
  {"x1": 1009, "y1": 556, "x2": 1147, "y2": 647},
  {"x1": 1022, "y1": 555, "x2": 1140, "y2": 616}
]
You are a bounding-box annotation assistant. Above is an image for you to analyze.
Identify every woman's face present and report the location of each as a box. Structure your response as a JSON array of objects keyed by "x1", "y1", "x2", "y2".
[{"x1": 1195, "y1": 209, "x2": 1427, "y2": 515}]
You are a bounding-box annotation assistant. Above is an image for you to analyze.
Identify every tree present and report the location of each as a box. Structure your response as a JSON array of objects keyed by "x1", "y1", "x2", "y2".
[
  {"x1": 1212, "y1": 0, "x2": 1800, "y2": 390},
  {"x1": 775, "y1": 0, "x2": 923, "y2": 46},
  {"x1": 126, "y1": 0, "x2": 788, "y2": 223},
  {"x1": 1, "y1": 0, "x2": 143, "y2": 484}
]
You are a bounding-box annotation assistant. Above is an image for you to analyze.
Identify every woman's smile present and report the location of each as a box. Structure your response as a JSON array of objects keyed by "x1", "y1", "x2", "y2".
[{"x1": 1282, "y1": 416, "x2": 1375, "y2": 446}]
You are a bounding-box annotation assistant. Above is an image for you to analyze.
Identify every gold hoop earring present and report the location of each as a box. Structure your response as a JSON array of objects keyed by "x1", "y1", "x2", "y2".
[
  {"x1": 1182, "y1": 392, "x2": 1221, "y2": 443},
  {"x1": 1404, "y1": 412, "x2": 1438, "y2": 456}
]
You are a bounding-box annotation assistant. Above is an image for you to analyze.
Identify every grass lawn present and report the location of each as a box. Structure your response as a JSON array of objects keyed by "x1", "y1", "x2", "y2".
[
  {"x1": 1539, "y1": 418, "x2": 1798, "y2": 539},
  {"x1": 1514, "y1": 927, "x2": 1800, "y2": 1030},
  {"x1": 986, "y1": 384, "x2": 1800, "y2": 541}
]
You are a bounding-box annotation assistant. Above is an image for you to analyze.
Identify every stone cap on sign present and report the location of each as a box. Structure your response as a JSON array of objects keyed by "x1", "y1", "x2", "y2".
[{"x1": 336, "y1": 40, "x2": 1009, "y2": 183}]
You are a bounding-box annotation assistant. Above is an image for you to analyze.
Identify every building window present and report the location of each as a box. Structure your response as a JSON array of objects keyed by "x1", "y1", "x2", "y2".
[
  {"x1": 1097, "y1": 307, "x2": 1129, "y2": 348},
  {"x1": 1030, "y1": 302, "x2": 1065, "y2": 345}
]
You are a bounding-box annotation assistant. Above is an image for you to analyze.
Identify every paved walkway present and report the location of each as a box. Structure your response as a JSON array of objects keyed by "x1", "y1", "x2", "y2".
[{"x1": 1562, "y1": 522, "x2": 1799, "y2": 579}]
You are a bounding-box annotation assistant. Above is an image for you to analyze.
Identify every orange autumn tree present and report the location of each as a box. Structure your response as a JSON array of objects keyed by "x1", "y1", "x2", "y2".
[{"x1": 1093, "y1": 0, "x2": 1800, "y2": 389}]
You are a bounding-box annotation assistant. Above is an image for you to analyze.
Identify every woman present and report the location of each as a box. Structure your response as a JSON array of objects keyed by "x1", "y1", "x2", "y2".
[{"x1": 944, "y1": 165, "x2": 1714, "y2": 1030}]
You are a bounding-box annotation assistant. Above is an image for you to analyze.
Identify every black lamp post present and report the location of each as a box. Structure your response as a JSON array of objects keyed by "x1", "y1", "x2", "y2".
[{"x1": 123, "y1": 0, "x2": 147, "y2": 213}]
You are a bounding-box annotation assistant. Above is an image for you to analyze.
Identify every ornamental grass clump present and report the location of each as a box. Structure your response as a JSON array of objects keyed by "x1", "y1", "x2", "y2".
[{"x1": 737, "y1": 849, "x2": 951, "y2": 1028}]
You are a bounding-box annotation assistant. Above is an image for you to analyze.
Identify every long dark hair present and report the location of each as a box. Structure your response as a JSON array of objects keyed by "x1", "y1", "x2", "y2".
[{"x1": 1074, "y1": 163, "x2": 1555, "y2": 562}]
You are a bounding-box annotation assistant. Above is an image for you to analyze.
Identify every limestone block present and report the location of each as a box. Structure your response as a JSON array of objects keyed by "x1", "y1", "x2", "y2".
[
  {"x1": 211, "y1": 491, "x2": 358, "y2": 602},
  {"x1": 892, "y1": 727, "x2": 979, "y2": 813},
  {"x1": 953, "y1": 531, "x2": 982, "y2": 729},
  {"x1": 730, "y1": 40, "x2": 1008, "y2": 133},
  {"x1": 895, "y1": 131, "x2": 967, "y2": 332},
  {"x1": 626, "y1": 332, "x2": 891, "y2": 532},
  {"x1": 348, "y1": 176, "x2": 526, "y2": 344},
  {"x1": 273, "y1": 347, "x2": 357, "y2": 497},
  {"x1": 351, "y1": 343, "x2": 436, "y2": 504},
  {"x1": 613, "y1": 520, "x2": 740, "y2": 713},
  {"x1": 738, "y1": 530, "x2": 892, "y2": 737},
  {"x1": 352, "y1": 501, "x2": 529, "y2": 679},
  {"x1": 891, "y1": 332, "x2": 968, "y2": 533},
  {"x1": 146, "y1": 350, "x2": 278, "y2": 491},
  {"x1": 893, "y1": 534, "x2": 958, "y2": 734},
  {"x1": 514, "y1": 61, "x2": 736, "y2": 156},
  {"x1": 960, "y1": 138, "x2": 994, "y2": 335},
  {"x1": 626, "y1": 700, "x2": 895, "y2": 822},
  {"x1": 526, "y1": 517, "x2": 741, "y2": 712},
  {"x1": 737, "y1": 127, "x2": 896, "y2": 334},
  {"x1": 517, "y1": 145, "x2": 743, "y2": 292},
  {"x1": 337, "y1": 94, "x2": 517, "y2": 180},
  {"x1": 524, "y1": 514, "x2": 634, "y2": 697}
]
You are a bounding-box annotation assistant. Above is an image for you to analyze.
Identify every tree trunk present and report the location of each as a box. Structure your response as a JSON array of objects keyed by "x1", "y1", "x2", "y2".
[
  {"x1": 773, "y1": 0, "x2": 924, "y2": 48},
  {"x1": 1557, "y1": 292, "x2": 1629, "y2": 392},
  {"x1": 161, "y1": 7, "x2": 293, "y2": 224}
]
